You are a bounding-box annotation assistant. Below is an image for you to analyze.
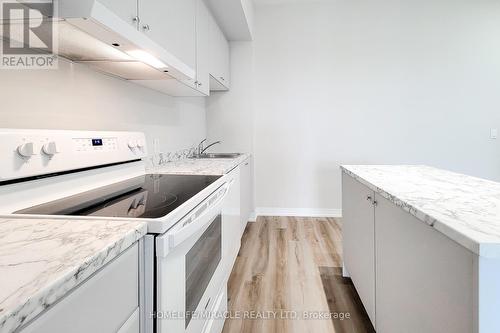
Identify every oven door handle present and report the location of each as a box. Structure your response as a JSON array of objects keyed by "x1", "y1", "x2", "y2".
[{"x1": 156, "y1": 179, "x2": 233, "y2": 257}]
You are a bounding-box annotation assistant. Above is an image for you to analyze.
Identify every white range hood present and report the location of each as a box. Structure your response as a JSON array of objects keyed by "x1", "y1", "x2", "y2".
[{"x1": 1, "y1": 0, "x2": 195, "y2": 82}]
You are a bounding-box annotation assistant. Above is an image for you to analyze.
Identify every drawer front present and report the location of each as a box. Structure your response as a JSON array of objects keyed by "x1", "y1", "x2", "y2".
[
  {"x1": 117, "y1": 307, "x2": 140, "y2": 333},
  {"x1": 202, "y1": 285, "x2": 227, "y2": 333},
  {"x1": 21, "y1": 243, "x2": 140, "y2": 333}
]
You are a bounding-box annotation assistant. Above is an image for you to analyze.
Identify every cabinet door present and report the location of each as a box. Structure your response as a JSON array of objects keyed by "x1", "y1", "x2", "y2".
[
  {"x1": 217, "y1": 27, "x2": 230, "y2": 87},
  {"x1": 195, "y1": 0, "x2": 210, "y2": 95},
  {"x1": 342, "y1": 174, "x2": 376, "y2": 326},
  {"x1": 375, "y1": 194, "x2": 474, "y2": 333},
  {"x1": 139, "y1": 0, "x2": 196, "y2": 70},
  {"x1": 239, "y1": 157, "x2": 252, "y2": 235},
  {"x1": 21, "y1": 243, "x2": 140, "y2": 333},
  {"x1": 209, "y1": 14, "x2": 230, "y2": 89},
  {"x1": 223, "y1": 167, "x2": 241, "y2": 276},
  {"x1": 99, "y1": 0, "x2": 138, "y2": 28}
]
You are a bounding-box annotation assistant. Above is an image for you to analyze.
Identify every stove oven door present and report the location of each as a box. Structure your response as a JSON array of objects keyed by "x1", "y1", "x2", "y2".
[{"x1": 155, "y1": 180, "x2": 232, "y2": 333}]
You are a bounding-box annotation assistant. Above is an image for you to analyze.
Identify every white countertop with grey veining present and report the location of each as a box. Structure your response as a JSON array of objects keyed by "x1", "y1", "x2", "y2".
[
  {"x1": 341, "y1": 165, "x2": 500, "y2": 258},
  {"x1": 0, "y1": 218, "x2": 147, "y2": 333},
  {"x1": 155, "y1": 153, "x2": 251, "y2": 175}
]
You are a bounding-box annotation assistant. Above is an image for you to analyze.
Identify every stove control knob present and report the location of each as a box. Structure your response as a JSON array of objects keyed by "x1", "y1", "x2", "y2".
[
  {"x1": 42, "y1": 142, "x2": 58, "y2": 156},
  {"x1": 17, "y1": 142, "x2": 36, "y2": 158},
  {"x1": 128, "y1": 140, "x2": 137, "y2": 149}
]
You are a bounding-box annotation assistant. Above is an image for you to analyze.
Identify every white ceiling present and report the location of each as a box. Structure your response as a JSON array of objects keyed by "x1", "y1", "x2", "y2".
[{"x1": 206, "y1": 0, "x2": 254, "y2": 41}]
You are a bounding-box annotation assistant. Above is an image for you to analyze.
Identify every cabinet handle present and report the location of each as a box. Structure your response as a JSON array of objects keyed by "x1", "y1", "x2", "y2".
[
  {"x1": 366, "y1": 195, "x2": 372, "y2": 202},
  {"x1": 204, "y1": 297, "x2": 211, "y2": 310},
  {"x1": 372, "y1": 200, "x2": 378, "y2": 207},
  {"x1": 132, "y1": 16, "x2": 140, "y2": 23},
  {"x1": 220, "y1": 76, "x2": 225, "y2": 81},
  {"x1": 245, "y1": 162, "x2": 249, "y2": 166},
  {"x1": 198, "y1": 82, "x2": 203, "y2": 87},
  {"x1": 142, "y1": 24, "x2": 150, "y2": 31}
]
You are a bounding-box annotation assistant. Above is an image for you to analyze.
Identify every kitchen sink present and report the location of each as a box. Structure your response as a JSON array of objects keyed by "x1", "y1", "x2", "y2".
[{"x1": 191, "y1": 153, "x2": 242, "y2": 159}]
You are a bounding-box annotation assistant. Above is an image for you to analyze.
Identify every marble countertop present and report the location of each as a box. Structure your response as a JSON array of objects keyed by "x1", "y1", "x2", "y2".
[
  {"x1": 341, "y1": 165, "x2": 500, "y2": 258},
  {"x1": 0, "y1": 218, "x2": 147, "y2": 333},
  {"x1": 155, "y1": 153, "x2": 251, "y2": 175}
]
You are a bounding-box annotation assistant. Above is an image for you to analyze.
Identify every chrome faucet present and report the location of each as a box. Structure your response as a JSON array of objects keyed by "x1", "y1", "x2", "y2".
[
  {"x1": 197, "y1": 138, "x2": 207, "y2": 156},
  {"x1": 200, "y1": 141, "x2": 222, "y2": 155},
  {"x1": 195, "y1": 139, "x2": 222, "y2": 156}
]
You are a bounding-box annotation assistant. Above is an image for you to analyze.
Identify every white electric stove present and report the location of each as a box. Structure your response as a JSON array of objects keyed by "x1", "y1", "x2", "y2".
[{"x1": 0, "y1": 129, "x2": 232, "y2": 333}]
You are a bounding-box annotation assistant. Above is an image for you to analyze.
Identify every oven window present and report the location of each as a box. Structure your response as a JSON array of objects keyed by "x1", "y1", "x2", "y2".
[{"x1": 185, "y1": 215, "x2": 222, "y2": 328}]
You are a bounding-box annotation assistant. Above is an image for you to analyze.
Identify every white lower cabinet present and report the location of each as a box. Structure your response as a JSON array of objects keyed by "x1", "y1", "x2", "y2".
[
  {"x1": 375, "y1": 194, "x2": 474, "y2": 333},
  {"x1": 239, "y1": 157, "x2": 253, "y2": 236},
  {"x1": 223, "y1": 167, "x2": 241, "y2": 275},
  {"x1": 223, "y1": 157, "x2": 253, "y2": 273},
  {"x1": 201, "y1": 284, "x2": 227, "y2": 333},
  {"x1": 20, "y1": 242, "x2": 141, "y2": 333},
  {"x1": 117, "y1": 308, "x2": 141, "y2": 333},
  {"x1": 341, "y1": 173, "x2": 376, "y2": 326},
  {"x1": 343, "y1": 174, "x2": 476, "y2": 332}
]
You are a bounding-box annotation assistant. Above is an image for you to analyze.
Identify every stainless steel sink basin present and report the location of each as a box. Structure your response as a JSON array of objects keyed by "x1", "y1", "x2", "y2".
[{"x1": 191, "y1": 153, "x2": 242, "y2": 159}]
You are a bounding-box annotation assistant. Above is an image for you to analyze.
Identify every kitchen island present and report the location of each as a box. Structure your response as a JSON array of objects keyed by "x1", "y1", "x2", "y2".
[{"x1": 341, "y1": 165, "x2": 500, "y2": 333}]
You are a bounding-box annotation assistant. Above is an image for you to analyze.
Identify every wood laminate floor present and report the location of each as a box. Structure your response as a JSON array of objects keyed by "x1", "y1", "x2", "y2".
[{"x1": 222, "y1": 216, "x2": 374, "y2": 333}]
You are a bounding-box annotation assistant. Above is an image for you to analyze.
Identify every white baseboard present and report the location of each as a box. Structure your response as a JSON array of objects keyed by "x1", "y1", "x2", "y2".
[
  {"x1": 248, "y1": 212, "x2": 257, "y2": 222},
  {"x1": 342, "y1": 262, "x2": 350, "y2": 278},
  {"x1": 254, "y1": 207, "x2": 342, "y2": 219}
]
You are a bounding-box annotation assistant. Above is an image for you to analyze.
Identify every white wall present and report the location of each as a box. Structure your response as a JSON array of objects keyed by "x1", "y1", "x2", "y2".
[
  {"x1": 0, "y1": 59, "x2": 206, "y2": 166},
  {"x1": 207, "y1": 0, "x2": 500, "y2": 215},
  {"x1": 207, "y1": 42, "x2": 254, "y2": 153}
]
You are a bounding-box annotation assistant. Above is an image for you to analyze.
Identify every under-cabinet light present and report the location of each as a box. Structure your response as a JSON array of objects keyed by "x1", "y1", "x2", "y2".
[
  {"x1": 57, "y1": 22, "x2": 133, "y2": 61},
  {"x1": 125, "y1": 50, "x2": 168, "y2": 69}
]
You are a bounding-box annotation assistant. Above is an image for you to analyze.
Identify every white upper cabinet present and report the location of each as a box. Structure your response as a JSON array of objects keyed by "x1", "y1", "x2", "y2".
[
  {"x1": 194, "y1": 0, "x2": 211, "y2": 96},
  {"x1": 101, "y1": 0, "x2": 199, "y2": 72},
  {"x1": 209, "y1": 12, "x2": 230, "y2": 90},
  {"x1": 149, "y1": 0, "x2": 211, "y2": 97},
  {"x1": 98, "y1": 0, "x2": 138, "y2": 28},
  {"x1": 138, "y1": 0, "x2": 197, "y2": 70},
  {"x1": 94, "y1": 0, "x2": 230, "y2": 97},
  {"x1": 148, "y1": 0, "x2": 215, "y2": 97}
]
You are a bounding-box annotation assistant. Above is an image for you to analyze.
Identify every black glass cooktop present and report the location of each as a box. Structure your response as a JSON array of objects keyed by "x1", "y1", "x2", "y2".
[{"x1": 16, "y1": 174, "x2": 221, "y2": 219}]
